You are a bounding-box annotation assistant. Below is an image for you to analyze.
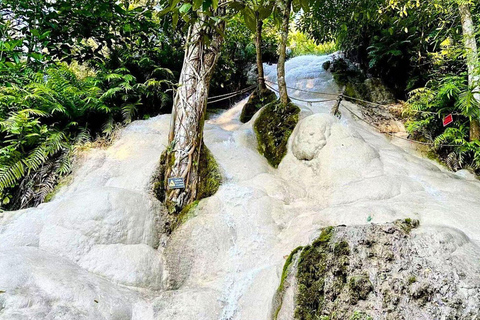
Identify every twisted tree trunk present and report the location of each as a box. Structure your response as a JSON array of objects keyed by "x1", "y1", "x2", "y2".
[
  {"x1": 458, "y1": 2, "x2": 480, "y2": 141},
  {"x1": 255, "y1": 12, "x2": 266, "y2": 92},
  {"x1": 164, "y1": 12, "x2": 225, "y2": 212},
  {"x1": 277, "y1": 0, "x2": 293, "y2": 106}
]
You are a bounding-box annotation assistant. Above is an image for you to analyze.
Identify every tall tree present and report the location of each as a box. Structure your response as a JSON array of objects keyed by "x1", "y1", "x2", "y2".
[
  {"x1": 234, "y1": 1, "x2": 274, "y2": 93},
  {"x1": 162, "y1": 0, "x2": 226, "y2": 212},
  {"x1": 275, "y1": 0, "x2": 309, "y2": 106},
  {"x1": 458, "y1": 0, "x2": 480, "y2": 140},
  {"x1": 277, "y1": 0, "x2": 293, "y2": 106}
]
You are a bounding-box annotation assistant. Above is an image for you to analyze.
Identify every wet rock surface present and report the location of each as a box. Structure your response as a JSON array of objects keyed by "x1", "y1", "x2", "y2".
[
  {"x1": 1, "y1": 55, "x2": 480, "y2": 319},
  {"x1": 277, "y1": 221, "x2": 480, "y2": 320}
]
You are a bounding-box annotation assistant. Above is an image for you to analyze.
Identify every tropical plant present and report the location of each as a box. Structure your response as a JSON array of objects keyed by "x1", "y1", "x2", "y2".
[
  {"x1": 0, "y1": 65, "x2": 105, "y2": 208},
  {"x1": 288, "y1": 31, "x2": 337, "y2": 57},
  {"x1": 0, "y1": 63, "x2": 173, "y2": 210},
  {"x1": 405, "y1": 75, "x2": 480, "y2": 172}
]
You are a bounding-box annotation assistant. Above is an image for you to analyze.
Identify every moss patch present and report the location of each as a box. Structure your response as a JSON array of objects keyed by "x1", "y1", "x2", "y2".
[
  {"x1": 176, "y1": 200, "x2": 199, "y2": 227},
  {"x1": 152, "y1": 142, "x2": 221, "y2": 230},
  {"x1": 331, "y1": 58, "x2": 369, "y2": 102},
  {"x1": 273, "y1": 246, "x2": 304, "y2": 320},
  {"x1": 153, "y1": 143, "x2": 221, "y2": 205},
  {"x1": 240, "y1": 88, "x2": 277, "y2": 123},
  {"x1": 295, "y1": 227, "x2": 351, "y2": 319},
  {"x1": 196, "y1": 144, "x2": 222, "y2": 200},
  {"x1": 253, "y1": 100, "x2": 300, "y2": 168},
  {"x1": 331, "y1": 58, "x2": 395, "y2": 105},
  {"x1": 394, "y1": 218, "x2": 420, "y2": 234}
]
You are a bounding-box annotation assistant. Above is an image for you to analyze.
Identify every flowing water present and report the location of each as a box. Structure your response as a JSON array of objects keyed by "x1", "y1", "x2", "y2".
[{"x1": 1, "y1": 55, "x2": 480, "y2": 319}]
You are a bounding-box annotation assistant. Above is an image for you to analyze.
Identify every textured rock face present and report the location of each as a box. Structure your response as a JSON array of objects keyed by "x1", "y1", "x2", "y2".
[
  {"x1": 364, "y1": 78, "x2": 396, "y2": 105},
  {"x1": 276, "y1": 222, "x2": 480, "y2": 320},
  {"x1": 0, "y1": 247, "x2": 143, "y2": 320},
  {"x1": 292, "y1": 114, "x2": 334, "y2": 161},
  {"x1": 0, "y1": 116, "x2": 170, "y2": 319}
]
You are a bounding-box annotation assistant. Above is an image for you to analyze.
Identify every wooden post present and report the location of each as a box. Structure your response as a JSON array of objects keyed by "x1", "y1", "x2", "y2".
[{"x1": 331, "y1": 87, "x2": 345, "y2": 117}]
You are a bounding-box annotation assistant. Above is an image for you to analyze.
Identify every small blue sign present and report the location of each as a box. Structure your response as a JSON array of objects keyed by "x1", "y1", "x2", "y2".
[{"x1": 168, "y1": 177, "x2": 185, "y2": 189}]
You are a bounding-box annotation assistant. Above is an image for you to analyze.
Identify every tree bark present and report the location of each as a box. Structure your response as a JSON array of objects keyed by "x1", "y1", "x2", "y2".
[
  {"x1": 277, "y1": 0, "x2": 293, "y2": 106},
  {"x1": 255, "y1": 12, "x2": 266, "y2": 92},
  {"x1": 165, "y1": 11, "x2": 225, "y2": 212},
  {"x1": 458, "y1": 2, "x2": 480, "y2": 141}
]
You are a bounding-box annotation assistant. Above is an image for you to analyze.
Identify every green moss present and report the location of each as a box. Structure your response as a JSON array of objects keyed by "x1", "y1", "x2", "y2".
[
  {"x1": 348, "y1": 275, "x2": 373, "y2": 304},
  {"x1": 253, "y1": 100, "x2": 301, "y2": 168},
  {"x1": 280, "y1": 246, "x2": 304, "y2": 292},
  {"x1": 322, "y1": 60, "x2": 332, "y2": 71},
  {"x1": 331, "y1": 58, "x2": 371, "y2": 104},
  {"x1": 240, "y1": 87, "x2": 277, "y2": 123},
  {"x1": 394, "y1": 218, "x2": 420, "y2": 234},
  {"x1": 408, "y1": 276, "x2": 417, "y2": 285},
  {"x1": 153, "y1": 151, "x2": 168, "y2": 203},
  {"x1": 295, "y1": 227, "x2": 351, "y2": 320},
  {"x1": 176, "y1": 200, "x2": 199, "y2": 227},
  {"x1": 196, "y1": 144, "x2": 222, "y2": 200},
  {"x1": 273, "y1": 246, "x2": 304, "y2": 320},
  {"x1": 152, "y1": 143, "x2": 222, "y2": 228}
]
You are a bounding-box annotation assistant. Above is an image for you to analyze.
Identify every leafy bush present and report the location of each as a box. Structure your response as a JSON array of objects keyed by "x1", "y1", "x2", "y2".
[
  {"x1": 405, "y1": 76, "x2": 480, "y2": 172},
  {"x1": 288, "y1": 31, "x2": 337, "y2": 57},
  {"x1": 0, "y1": 63, "x2": 173, "y2": 210},
  {"x1": 0, "y1": 65, "x2": 103, "y2": 208},
  {"x1": 297, "y1": 0, "x2": 474, "y2": 96}
]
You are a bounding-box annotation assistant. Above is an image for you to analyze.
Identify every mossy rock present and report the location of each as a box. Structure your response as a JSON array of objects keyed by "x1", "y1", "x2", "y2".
[
  {"x1": 295, "y1": 227, "x2": 351, "y2": 319},
  {"x1": 240, "y1": 87, "x2": 277, "y2": 123},
  {"x1": 253, "y1": 100, "x2": 300, "y2": 168},
  {"x1": 153, "y1": 142, "x2": 221, "y2": 222},
  {"x1": 331, "y1": 58, "x2": 395, "y2": 105},
  {"x1": 196, "y1": 144, "x2": 222, "y2": 200},
  {"x1": 176, "y1": 200, "x2": 199, "y2": 228}
]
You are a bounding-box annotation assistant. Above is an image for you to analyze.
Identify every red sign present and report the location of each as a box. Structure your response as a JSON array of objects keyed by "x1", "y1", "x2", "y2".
[{"x1": 443, "y1": 114, "x2": 453, "y2": 127}]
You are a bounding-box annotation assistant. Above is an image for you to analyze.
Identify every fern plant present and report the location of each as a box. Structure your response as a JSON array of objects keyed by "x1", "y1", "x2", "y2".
[
  {"x1": 0, "y1": 65, "x2": 108, "y2": 209},
  {"x1": 0, "y1": 62, "x2": 174, "y2": 210},
  {"x1": 405, "y1": 75, "x2": 480, "y2": 173}
]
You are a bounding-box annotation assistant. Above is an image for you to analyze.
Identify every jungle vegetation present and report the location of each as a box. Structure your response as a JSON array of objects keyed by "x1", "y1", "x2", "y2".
[{"x1": 1, "y1": 0, "x2": 479, "y2": 211}]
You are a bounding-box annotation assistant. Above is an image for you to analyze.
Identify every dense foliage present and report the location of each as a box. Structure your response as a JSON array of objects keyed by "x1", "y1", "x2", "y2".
[
  {"x1": 2, "y1": 0, "x2": 478, "y2": 209},
  {"x1": 0, "y1": 0, "x2": 283, "y2": 210},
  {"x1": 299, "y1": 0, "x2": 480, "y2": 173},
  {"x1": 0, "y1": 0, "x2": 178, "y2": 209}
]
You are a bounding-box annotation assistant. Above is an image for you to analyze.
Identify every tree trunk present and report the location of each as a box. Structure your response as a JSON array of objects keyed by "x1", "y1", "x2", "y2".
[
  {"x1": 459, "y1": 2, "x2": 480, "y2": 141},
  {"x1": 277, "y1": 0, "x2": 293, "y2": 106},
  {"x1": 164, "y1": 14, "x2": 225, "y2": 212},
  {"x1": 255, "y1": 12, "x2": 266, "y2": 92}
]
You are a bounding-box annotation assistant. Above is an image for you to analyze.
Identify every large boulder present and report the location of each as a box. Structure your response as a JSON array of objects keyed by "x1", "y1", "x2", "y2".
[{"x1": 275, "y1": 221, "x2": 480, "y2": 320}]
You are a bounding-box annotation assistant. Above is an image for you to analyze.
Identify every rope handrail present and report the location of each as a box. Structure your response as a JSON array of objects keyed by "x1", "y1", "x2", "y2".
[
  {"x1": 265, "y1": 83, "x2": 338, "y2": 103},
  {"x1": 266, "y1": 79, "x2": 464, "y2": 116},
  {"x1": 207, "y1": 85, "x2": 256, "y2": 101},
  {"x1": 265, "y1": 79, "x2": 340, "y2": 97},
  {"x1": 207, "y1": 79, "x2": 463, "y2": 147},
  {"x1": 339, "y1": 102, "x2": 462, "y2": 147}
]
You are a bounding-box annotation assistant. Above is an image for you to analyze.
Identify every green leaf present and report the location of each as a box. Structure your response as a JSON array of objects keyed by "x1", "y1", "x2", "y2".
[
  {"x1": 243, "y1": 7, "x2": 256, "y2": 32},
  {"x1": 258, "y1": 4, "x2": 274, "y2": 20},
  {"x1": 203, "y1": 0, "x2": 213, "y2": 11},
  {"x1": 172, "y1": 12, "x2": 179, "y2": 29},
  {"x1": 193, "y1": 0, "x2": 203, "y2": 11},
  {"x1": 179, "y1": 3, "x2": 192, "y2": 13}
]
